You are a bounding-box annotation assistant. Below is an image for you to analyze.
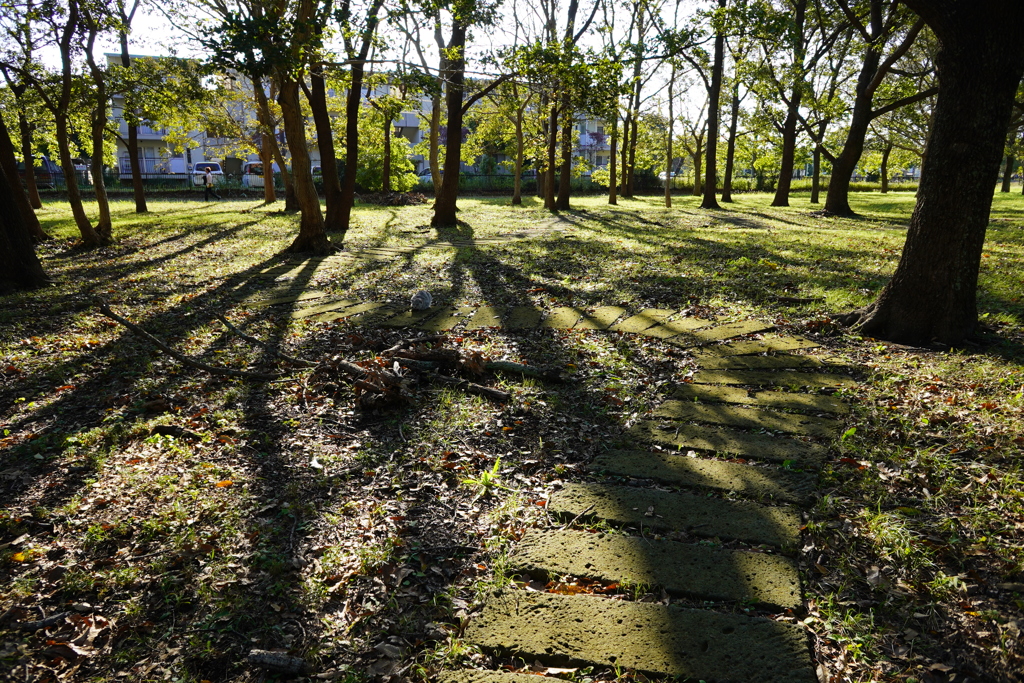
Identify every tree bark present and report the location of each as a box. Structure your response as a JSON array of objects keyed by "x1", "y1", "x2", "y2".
[
  {"x1": 309, "y1": 61, "x2": 343, "y2": 230},
  {"x1": 770, "y1": 0, "x2": 807, "y2": 208},
  {"x1": 0, "y1": 163, "x2": 48, "y2": 293},
  {"x1": 544, "y1": 105, "x2": 558, "y2": 209},
  {"x1": 278, "y1": 79, "x2": 331, "y2": 254},
  {"x1": 665, "y1": 68, "x2": 674, "y2": 209},
  {"x1": 0, "y1": 112, "x2": 46, "y2": 242},
  {"x1": 119, "y1": 27, "x2": 147, "y2": 213},
  {"x1": 880, "y1": 141, "x2": 892, "y2": 193},
  {"x1": 260, "y1": 132, "x2": 277, "y2": 202},
  {"x1": 810, "y1": 143, "x2": 822, "y2": 203},
  {"x1": 512, "y1": 105, "x2": 524, "y2": 205},
  {"x1": 1000, "y1": 138, "x2": 1016, "y2": 192},
  {"x1": 252, "y1": 77, "x2": 294, "y2": 209},
  {"x1": 608, "y1": 114, "x2": 618, "y2": 205},
  {"x1": 701, "y1": 0, "x2": 725, "y2": 210},
  {"x1": 85, "y1": 27, "x2": 112, "y2": 242},
  {"x1": 555, "y1": 102, "x2": 572, "y2": 210},
  {"x1": 839, "y1": 1, "x2": 1024, "y2": 346},
  {"x1": 431, "y1": 20, "x2": 467, "y2": 227},
  {"x1": 722, "y1": 80, "x2": 740, "y2": 203},
  {"x1": 18, "y1": 114, "x2": 41, "y2": 209}
]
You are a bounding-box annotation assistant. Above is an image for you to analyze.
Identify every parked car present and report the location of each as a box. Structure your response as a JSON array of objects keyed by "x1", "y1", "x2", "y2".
[
  {"x1": 192, "y1": 162, "x2": 225, "y2": 186},
  {"x1": 657, "y1": 171, "x2": 678, "y2": 181},
  {"x1": 71, "y1": 157, "x2": 92, "y2": 185},
  {"x1": 241, "y1": 161, "x2": 279, "y2": 188},
  {"x1": 17, "y1": 155, "x2": 64, "y2": 189}
]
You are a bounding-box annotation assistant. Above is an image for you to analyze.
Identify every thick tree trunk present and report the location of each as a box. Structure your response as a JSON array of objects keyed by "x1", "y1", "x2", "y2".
[
  {"x1": 55, "y1": 117, "x2": 103, "y2": 247},
  {"x1": 18, "y1": 115, "x2": 41, "y2": 209},
  {"x1": 824, "y1": 52, "x2": 881, "y2": 214},
  {"x1": 278, "y1": 80, "x2": 331, "y2": 253},
  {"x1": 880, "y1": 142, "x2": 892, "y2": 193},
  {"x1": 309, "y1": 62, "x2": 344, "y2": 231},
  {"x1": 701, "y1": 0, "x2": 725, "y2": 210},
  {"x1": 119, "y1": 32, "x2": 147, "y2": 213},
  {"x1": 771, "y1": 0, "x2": 807, "y2": 208},
  {"x1": 252, "y1": 77, "x2": 295, "y2": 210},
  {"x1": 626, "y1": 107, "x2": 640, "y2": 196},
  {"x1": 722, "y1": 82, "x2": 740, "y2": 203},
  {"x1": 609, "y1": 115, "x2": 618, "y2": 205},
  {"x1": 544, "y1": 106, "x2": 558, "y2": 210},
  {"x1": 0, "y1": 165, "x2": 48, "y2": 293},
  {"x1": 429, "y1": 93, "x2": 442, "y2": 188},
  {"x1": 839, "y1": 4, "x2": 1024, "y2": 346},
  {"x1": 86, "y1": 42, "x2": 113, "y2": 242},
  {"x1": 260, "y1": 133, "x2": 277, "y2": 203},
  {"x1": 431, "y1": 20, "x2": 467, "y2": 227},
  {"x1": 0, "y1": 113, "x2": 46, "y2": 242}
]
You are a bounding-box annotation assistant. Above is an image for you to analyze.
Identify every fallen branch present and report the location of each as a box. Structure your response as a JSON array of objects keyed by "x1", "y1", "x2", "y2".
[
  {"x1": 247, "y1": 649, "x2": 309, "y2": 675},
  {"x1": 17, "y1": 611, "x2": 71, "y2": 631},
  {"x1": 216, "y1": 314, "x2": 316, "y2": 367},
  {"x1": 430, "y1": 373, "x2": 510, "y2": 403},
  {"x1": 97, "y1": 300, "x2": 281, "y2": 381}
]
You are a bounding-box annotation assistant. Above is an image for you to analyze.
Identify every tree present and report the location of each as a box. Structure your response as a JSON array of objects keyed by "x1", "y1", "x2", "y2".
[
  {"x1": 838, "y1": 0, "x2": 1024, "y2": 346},
  {"x1": 114, "y1": 0, "x2": 147, "y2": 213},
  {"x1": 0, "y1": 162, "x2": 48, "y2": 294},
  {"x1": 0, "y1": 102, "x2": 46, "y2": 242}
]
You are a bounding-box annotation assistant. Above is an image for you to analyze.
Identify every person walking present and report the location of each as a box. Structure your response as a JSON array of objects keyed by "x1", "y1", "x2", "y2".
[{"x1": 204, "y1": 168, "x2": 221, "y2": 201}]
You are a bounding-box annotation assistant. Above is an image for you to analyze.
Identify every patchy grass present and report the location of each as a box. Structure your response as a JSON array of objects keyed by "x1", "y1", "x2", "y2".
[{"x1": 1, "y1": 191, "x2": 1023, "y2": 682}]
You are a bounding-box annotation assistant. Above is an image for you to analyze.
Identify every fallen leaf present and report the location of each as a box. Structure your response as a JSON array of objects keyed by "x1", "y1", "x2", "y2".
[{"x1": 215, "y1": 480, "x2": 233, "y2": 488}]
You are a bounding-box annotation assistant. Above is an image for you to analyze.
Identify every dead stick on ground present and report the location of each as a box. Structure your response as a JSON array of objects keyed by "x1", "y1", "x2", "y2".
[
  {"x1": 96, "y1": 299, "x2": 282, "y2": 381},
  {"x1": 430, "y1": 373, "x2": 510, "y2": 403},
  {"x1": 559, "y1": 503, "x2": 596, "y2": 530},
  {"x1": 215, "y1": 314, "x2": 316, "y2": 367}
]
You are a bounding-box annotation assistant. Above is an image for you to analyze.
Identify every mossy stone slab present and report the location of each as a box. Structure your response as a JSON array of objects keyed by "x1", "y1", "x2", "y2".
[
  {"x1": 313, "y1": 302, "x2": 388, "y2": 322},
  {"x1": 573, "y1": 306, "x2": 628, "y2": 330},
  {"x1": 628, "y1": 421, "x2": 825, "y2": 467},
  {"x1": 438, "y1": 673, "x2": 555, "y2": 683},
  {"x1": 466, "y1": 306, "x2": 504, "y2": 330},
  {"x1": 593, "y1": 449, "x2": 816, "y2": 504},
  {"x1": 465, "y1": 591, "x2": 815, "y2": 682},
  {"x1": 671, "y1": 384, "x2": 850, "y2": 414},
  {"x1": 609, "y1": 308, "x2": 675, "y2": 333},
  {"x1": 692, "y1": 370, "x2": 857, "y2": 389},
  {"x1": 698, "y1": 354, "x2": 824, "y2": 370},
  {"x1": 540, "y1": 307, "x2": 584, "y2": 329},
  {"x1": 290, "y1": 299, "x2": 359, "y2": 319},
  {"x1": 378, "y1": 307, "x2": 444, "y2": 328},
  {"x1": 640, "y1": 316, "x2": 710, "y2": 339},
  {"x1": 511, "y1": 529, "x2": 801, "y2": 609},
  {"x1": 504, "y1": 306, "x2": 543, "y2": 329},
  {"x1": 550, "y1": 482, "x2": 800, "y2": 547},
  {"x1": 417, "y1": 306, "x2": 476, "y2": 331},
  {"x1": 653, "y1": 400, "x2": 842, "y2": 438},
  {"x1": 693, "y1": 337, "x2": 820, "y2": 356},
  {"x1": 245, "y1": 290, "x2": 328, "y2": 307},
  {"x1": 673, "y1": 320, "x2": 776, "y2": 347}
]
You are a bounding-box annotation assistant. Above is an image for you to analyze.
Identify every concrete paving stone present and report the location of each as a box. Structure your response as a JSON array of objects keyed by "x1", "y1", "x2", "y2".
[
  {"x1": 504, "y1": 306, "x2": 543, "y2": 329},
  {"x1": 312, "y1": 302, "x2": 389, "y2": 322},
  {"x1": 417, "y1": 306, "x2": 476, "y2": 331},
  {"x1": 289, "y1": 299, "x2": 359, "y2": 319},
  {"x1": 573, "y1": 306, "x2": 628, "y2": 330},
  {"x1": 511, "y1": 529, "x2": 801, "y2": 609},
  {"x1": 653, "y1": 400, "x2": 842, "y2": 438},
  {"x1": 540, "y1": 307, "x2": 584, "y2": 329},
  {"x1": 694, "y1": 337, "x2": 820, "y2": 356},
  {"x1": 628, "y1": 421, "x2": 825, "y2": 467},
  {"x1": 550, "y1": 482, "x2": 800, "y2": 547},
  {"x1": 466, "y1": 306, "x2": 505, "y2": 330},
  {"x1": 674, "y1": 320, "x2": 776, "y2": 346},
  {"x1": 640, "y1": 316, "x2": 710, "y2": 339},
  {"x1": 671, "y1": 384, "x2": 850, "y2": 414},
  {"x1": 698, "y1": 354, "x2": 824, "y2": 370},
  {"x1": 692, "y1": 370, "x2": 857, "y2": 389},
  {"x1": 438, "y1": 672, "x2": 554, "y2": 683},
  {"x1": 244, "y1": 290, "x2": 328, "y2": 307},
  {"x1": 465, "y1": 590, "x2": 815, "y2": 682},
  {"x1": 609, "y1": 308, "x2": 675, "y2": 333},
  {"x1": 378, "y1": 307, "x2": 445, "y2": 328},
  {"x1": 592, "y1": 449, "x2": 816, "y2": 504}
]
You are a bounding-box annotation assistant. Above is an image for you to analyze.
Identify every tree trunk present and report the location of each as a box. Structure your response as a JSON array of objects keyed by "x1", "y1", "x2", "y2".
[
  {"x1": 431, "y1": 20, "x2": 467, "y2": 227},
  {"x1": 620, "y1": 111, "x2": 631, "y2": 198},
  {"x1": 544, "y1": 105, "x2": 558, "y2": 210},
  {"x1": 18, "y1": 115, "x2": 41, "y2": 209},
  {"x1": 771, "y1": 0, "x2": 807, "y2": 208},
  {"x1": 252, "y1": 77, "x2": 295, "y2": 210},
  {"x1": 55, "y1": 117, "x2": 102, "y2": 246},
  {"x1": 665, "y1": 67, "x2": 674, "y2": 208},
  {"x1": 278, "y1": 79, "x2": 331, "y2": 253},
  {"x1": 626, "y1": 102, "x2": 640, "y2": 196},
  {"x1": 555, "y1": 102, "x2": 572, "y2": 210},
  {"x1": 880, "y1": 142, "x2": 892, "y2": 193},
  {"x1": 609, "y1": 114, "x2": 618, "y2": 205},
  {"x1": 701, "y1": 0, "x2": 725, "y2": 210},
  {"x1": 119, "y1": 31, "x2": 147, "y2": 213},
  {"x1": 1001, "y1": 147, "x2": 1015, "y2": 192},
  {"x1": 824, "y1": 51, "x2": 881, "y2": 214},
  {"x1": 512, "y1": 107, "x2": 524, "y2": 205},
  {"x1": 86, "y1": 36, "x2": 112, "y2": 242},
  {"x1": 429, "y1": 93, "x2": 442, "y2": 188},
  {"x1": 722, "y1": 81, "x2": 740, "y2": 203},
  {"x1": 839, "y1": 3, "x2": 1024, "y2": 346},
  {"x1": 0, "y1": 113, "x2": 46, "y2": 242},
  {"x1": 692, "y1": 148, "x2": 703, "y2": 196},
  {"x1": 382, "y1": 118, "x2": 392, "y2": 192},
  {"x1": 0, "y1": 164, "x2": 48, "y2": 293},
  {"x1": 309, "y1": 61, "x2": 344, "y2": 231},
  {"x1": 810, "y1": 144, "x2": 822, "y2": 203},
  {"x1": 260, "y1": 132, "x2": 277, "y2": 203}
]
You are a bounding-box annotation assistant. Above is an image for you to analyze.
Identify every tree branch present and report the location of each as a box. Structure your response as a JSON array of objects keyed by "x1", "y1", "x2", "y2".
[{"x1": 871, "y1": 86, "x2": 938, "y2": 120}]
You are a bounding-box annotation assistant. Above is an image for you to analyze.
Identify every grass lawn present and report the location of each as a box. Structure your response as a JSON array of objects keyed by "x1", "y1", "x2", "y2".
[{"x1": 2, "y1": 191, "x2": 1023, "y2": 682}]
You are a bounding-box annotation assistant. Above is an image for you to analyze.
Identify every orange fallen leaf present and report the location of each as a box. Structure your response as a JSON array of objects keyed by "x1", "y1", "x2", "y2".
[{"x1": 215, "y1": 480, "x2": 233, "y2": 488}]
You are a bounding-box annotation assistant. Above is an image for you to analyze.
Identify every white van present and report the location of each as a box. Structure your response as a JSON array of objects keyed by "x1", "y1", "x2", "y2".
[
  {"x1": 242, "y1": 161, "x2": 280, "y2": 188},
  {"x1": 192, "y1": 162, "x2": 224, "y2": 186}
]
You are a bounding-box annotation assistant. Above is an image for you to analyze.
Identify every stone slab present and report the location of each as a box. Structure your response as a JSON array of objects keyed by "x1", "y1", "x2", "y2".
[
  {"x1": 692, "y1": 370, "x2": 857, "y2": 389},
  {"x1": 465, "y1": 591, "x2": 815, "y2": 682},
  {"x1": 653, "y1": 400, "x2": 842, "y2": 438},
  {"x1": 592, "y1": 449, "x2": 815, "y2": 504},
  {"x1": 511, "y1": 529, "x2": 801, "y2": 609},
  {"x1": 504, "y1": 306, "x2": 543, "y2": 329},
  {"x1": 313, "y1": 302, "x2": 388, "y2": 322},
  {"x1": 686, "y1": 319, "x2": 776, "y2": 343},
  {"x1": 416, "y1": 306, "x2": 475, "y2": 331},
  {"x1": 608, "y1": 308, "x2": 675, "y2": 333},
  {"x1": 540, "y1": 307, "x2": 584, "y2": 329},
  {"x1": 628, "y1": 421, "x2": 825, "y2": 467},
  {"x1": 573, "y1": 306, "x2": 628, "y2": 330},
  {"x1": 438, "y1": 673, "x2": 553, "y2": 683},
  {"x1": 698, "y1": 354, "x2": 823, "y2": 370},
  {"x1": 466, "y1": 306, "x2": 504, "y2": 330},
  {"x1": 640, "y1": 316, "x2": 710, "y2": 339},
  {"x1": 693, "y1": 337, "x2": 820, "y2": 356},
  {"x1": 245, "y1": 290, "x2": 328, "y2": 307},
  {"x1": 378, "y1": 307, "x2": 444, "y2": 328},
  {"x1": 671, "y1": 384, "x2": 850, "y2": 414},
  {"x1": 550, "y1": 482, "x2": 800, "y2": 548},
  {"x1": 290, "y1": 299, "x2": 359, "y2": 319}
]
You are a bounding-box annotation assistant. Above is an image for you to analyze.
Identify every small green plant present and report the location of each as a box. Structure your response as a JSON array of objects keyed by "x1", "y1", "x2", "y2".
[{"x1": 461, "y1": 457, "x2": 506, "y2": 499}]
